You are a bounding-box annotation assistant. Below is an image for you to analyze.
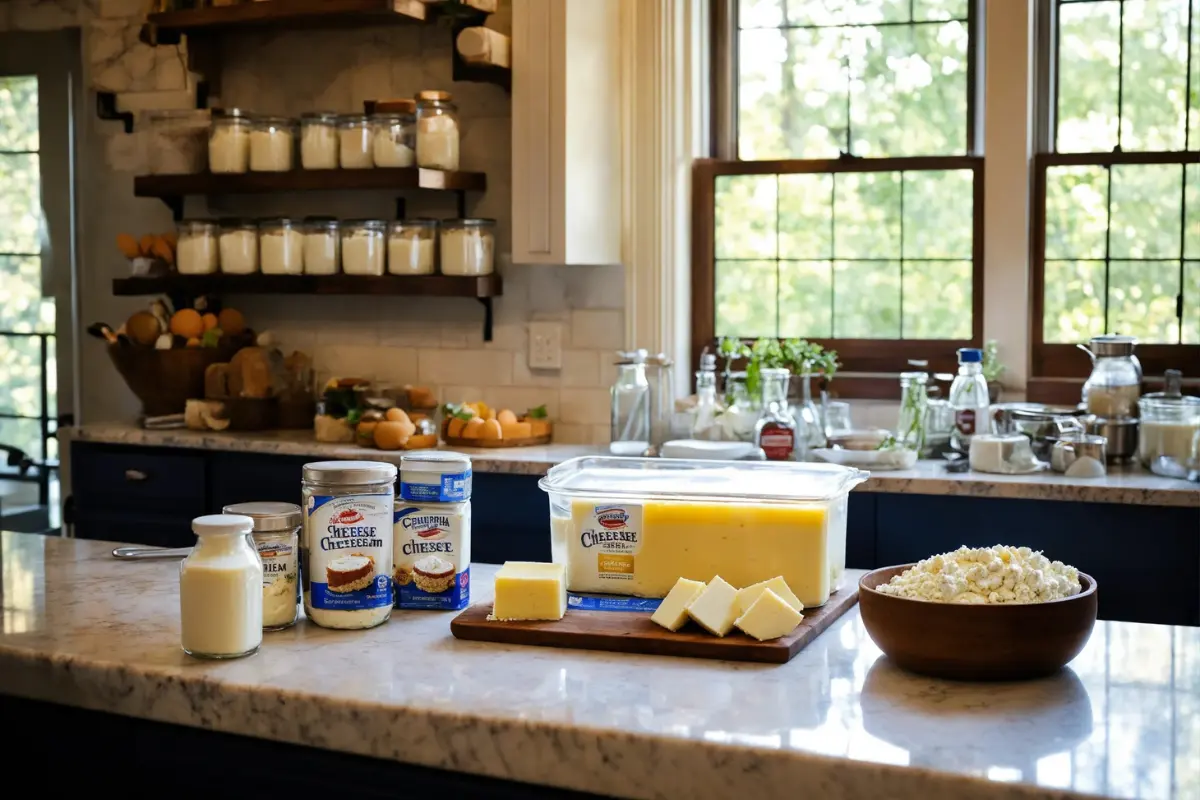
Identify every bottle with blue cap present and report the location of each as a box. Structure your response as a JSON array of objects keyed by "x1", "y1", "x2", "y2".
[{"x1": 949, "y1": 347, "x2": 990, "y2": 453}]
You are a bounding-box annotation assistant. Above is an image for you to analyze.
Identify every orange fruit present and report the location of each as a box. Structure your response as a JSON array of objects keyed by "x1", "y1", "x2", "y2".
[
  {"x1": 217, "y1": 308, "x2": 245, "y2": 336},
  {"x1": 169, "y1": 308, "x2": 205, "y2": 339},
  {"x1": 201, "y1": 312, "x2": 219, "y2": 331}
]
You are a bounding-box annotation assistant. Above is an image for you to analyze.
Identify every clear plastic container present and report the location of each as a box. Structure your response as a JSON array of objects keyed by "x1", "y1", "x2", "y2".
[
  {"x1": 300, "y1": 112, "x2": 339, "y2": 170},
  {"x1": 249, "y1": 116, "x2": 295, "y2": 172},
  {"x1": 208, "y1": 109, "x2": 251, "y2": 174},
  {"x1": 387, "y1": 219, "x2": 437, "y2": 275},
  {"x1": 439, "y1": 218, "x2": 495, "y2": 275},
  {"x1": 371, "y1": 108, "x2": 415, "y2": 168},
  {"x1": 176, "y1": 219, "x2": 219, "y2": 275},
  {"x1": 338, "y1": 114, "x2": 374, "y2": 169},
  {"x1": 538, "y1": 456, "x2": 868, "y2": 608}
]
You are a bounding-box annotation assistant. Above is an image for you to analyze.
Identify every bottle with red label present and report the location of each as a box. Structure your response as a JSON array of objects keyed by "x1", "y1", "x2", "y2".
[
  {"x1": 754, "y1": 367, "x2": 798, "y2": 461},
  {"x1": 949, "y1": 347, "x2": 990, "y2": 452}
]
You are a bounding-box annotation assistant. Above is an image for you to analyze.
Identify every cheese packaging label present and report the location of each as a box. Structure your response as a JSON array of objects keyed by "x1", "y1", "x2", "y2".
[
  {"x1": 576, "y1": 503, "x2": 644, "y2": 590},
  {"x1": 304, "y1": 493, "x2": 393, "y2": 611},
  {"x1": 393, "y1": 501, "x2": 471, "y2": 610}
]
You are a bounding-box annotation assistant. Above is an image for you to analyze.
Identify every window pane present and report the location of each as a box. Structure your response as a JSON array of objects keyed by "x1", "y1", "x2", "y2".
[
  {"x1": 715, "y1": 175, "x2": 777, "y2": 259},
  {"x1": 1109, "y1": 163, "x2": 1183, "y2": 259},
  {"x1": 740, "y1": 0, "x2": 784, "y2": 28},
  {"x1": 0, "y1": 153, "x2": 42, "y2": 253},
  {"x1": 1186, "y1": 164, "x2": 1200, "y2": 259},
  {"x1": 833, "y1": 260, "x2": 900, "y2": 337},
  {"x1": 715, "y1": 260, "x2": 778, "y2": 337},
  {"x1": 780, "y1": 0, "x2": 909, "y2": 26},
  {"x1": 903, "y1": 260, "x2": 972, "y2": 338},
  {"x1": 1191, "y1": 2, "x2": 1200, "y2": 150},
  {"x1": 0, "y1": 419, "x2": 47, "y2": 464},
  {"x1": 1119, "y1": 0, "x2": 1189, "y2": 151},
  {"x1": 903, "y1": 170, "x2": 973, "y2": 259},
  {"x1": 1108, "y1": 260, "x2": 1181, "y2": 343},
  {"x1": 1045, "y1": 165, "x2": 1109, "y2": 260},
  {"x1": 1044, "y1": 260, "x2": 1106, "y2": 343},
  {"x1": 913, "y1": 0, "x2": 968, "y2": 22},
  {"x1": 0, "y1": 255, "x2": 51, "y2": 333},
  {"x1": 0, "y1": 333, "x2": 49, "y2": 421},
  {"x1": 778, "y1": 173, "x2": 832, "y2": 259},
  {"x1": 834, "y1": 171, "x2": 902, "y2": 258},
  {"x1": 0, "y1": 76, "x2": 38, "y2": 151},
  {"x1": 1186, "y1": 262, "x2": 1200, "y2": 343},
  {"x1": 1057, "y1": 1, "x2": 1121, "y2": 152},
  {"x1": 780, "y1": 261, "x2": 833, "y2": 337}
]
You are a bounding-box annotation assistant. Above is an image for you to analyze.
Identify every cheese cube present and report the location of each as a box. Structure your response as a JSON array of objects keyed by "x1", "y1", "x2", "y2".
[
  {"x1": 736, "y1": 576, "x2": 804, "y2": 614},
  {"x1": 491, "y1": 562, "x2": 567, "y2": 621},
  {"x1": 650, "y1": 577, "x2": 707, "y2": 631},
  {"x1": 686, "y1": 576, "x2": 740, "y2": 637},
  {"x1": 735, "y1": 588, "x2": 804, "y2": 641}
]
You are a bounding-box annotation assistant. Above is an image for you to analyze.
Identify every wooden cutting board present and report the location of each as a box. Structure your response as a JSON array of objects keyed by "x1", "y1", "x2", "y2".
[{"x1": 450, "y1": 585, "x2": 859, "y2": 664}]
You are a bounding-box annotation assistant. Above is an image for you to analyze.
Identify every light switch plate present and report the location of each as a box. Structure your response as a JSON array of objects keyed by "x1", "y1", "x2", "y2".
[{"x1": 528, "y1": 322, "x2": 563, "y2": 370}]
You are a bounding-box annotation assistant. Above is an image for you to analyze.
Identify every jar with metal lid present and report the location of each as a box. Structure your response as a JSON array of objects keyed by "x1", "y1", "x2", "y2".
[
  {"x1": 1138, "y1": 371, "x2": 1200, "y2": 471},
  {"x1": 300, "y1": 111, "x2": 339, "y2": 169},
  {"x1": 223, "y1": 501, "x2": 302, "y2": 630},
  {"x1": 338, "y1": 114, "x2": 374, "y2": 169},
  {"x1": 249, "y1": 116, "x2": 295, "y2": 172},
  {"x1": 259, "y1": 217, "x2": 304, "y2": 275},
  {"x1": 387, "y1": 219, "x2": 437, "y2": 275},
  {"x1": 302, "y1": 460, "x2": 397, "y2": 630},
  {"x1": 439, "y1": 218, "x2": 495, "y2": 275},
  {"x1": 341, "y1": 219, "x2": 387, "y2": 276},
  {"x1": 303, "y1": 216, "x2": 340, "y2": 275},
  {"x1": 219, "y1": 218, "x2": 259, "y2": 274},
  {"x1": 371, "y1": 106, "x2": 415, "y2": 168},
  {"x1": 176, "y1": 219, "x2": 219, "y2": 275},
  {"x1": 180, "y1": 514, "x2": 262, "y2": 658},
  {"x1": 209, "y1": 108, "x2": 251, "y2": 174},
  {"x1": 415, "y1": 90, "x2": 459, "y2": 170},
  {"x1": 1079, "y1": 335, "x2": 1141, "y2": 418}
]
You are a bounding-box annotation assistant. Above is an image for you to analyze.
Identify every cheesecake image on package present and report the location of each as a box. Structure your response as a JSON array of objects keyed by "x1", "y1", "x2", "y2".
[{"x1": 326, "y1": 553, "x2": 375, "y2": 593}]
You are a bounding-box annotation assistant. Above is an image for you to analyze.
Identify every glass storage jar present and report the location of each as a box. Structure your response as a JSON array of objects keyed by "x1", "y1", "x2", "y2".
[
  {"x1": 1080, "y1": 335, "x2": 1141, "y2": 418},
  {"x1": 219, "y1": 218, "x2": 259, "y2": 274},
  {"x1": 1138, "y1": 372, "x2": 1200, "y2": 470},
  {"x1": 300, "y1": 112, "x2": 339, "y2": 170},
  {"x1": 415, "y1": 90, "x2": 459, "y2": 170},
  {"x1": 338, "y1": 114, "x2": 374, "y2": 169},
  {"x1": 341, "y1": 219, "x2": 387, "y2": 276},
  {"x1": 208, "y1": 108, "x2": 251, "y2": 174},
  {"x1": 303, "y1": 216, "x2": 340, "y2": 275},
  {"x1": 176, "y1": 219, "x2": 219, "y2": 275},
  {"x1": 371, "y1": 108, "x2": 415, "y2": 168},
  {"x1": 223, "y1": 501, "x2": 302, "y2": 631},
  {"x1": 259, "y1": 217, "x2": 304, "y2": 275},
  {"x1": 249, "y1": 116, "x2": 295, "y2": 172},
  {"x1": 302, "y1": 460, "x2": 397, "y2": 630},
  {"x1": 387, "y1": 219, "x2": 437, "y2": 275},
  {"x1": 439, "y1": 218, "x2": 495, "y2": 275},
  {"x1": 896, "y1": 371, "x2": 929, "y2": 453},
  {"x1": 610, "y1": 349, "x2": 651, "y2": 456},
  {"x1": 179, "y1": 514, "x2": 262, "y2": 659}
]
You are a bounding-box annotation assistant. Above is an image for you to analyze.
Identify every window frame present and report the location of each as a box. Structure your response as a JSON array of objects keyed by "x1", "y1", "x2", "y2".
[
  {"x1": 695, "y1": 0, "x2": 988, "y2": 386},
  {"x1": 1029, "y1": 0, "x2": 1200, "y2": 382}
]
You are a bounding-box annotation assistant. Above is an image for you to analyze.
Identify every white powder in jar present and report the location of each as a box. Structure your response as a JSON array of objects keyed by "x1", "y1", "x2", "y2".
[
  {"x1": 304, "y1": 228, "x2": 340, "y2": 275},
  {"x1": 440, "y1": 225, "x2": 494, "y2": 275},
  {"x1": 388, "y1": 235, "x2": 435, "y2": 275},
  {"x1": 416, "y1": 114, "x2": 459, "y2": 170},
  {"x1": 342, "y1": 230, "x2": 385, "y2": 275},
  {"x1": 209, "y1": 125, "x2": 249, "y2": 173},
  {"x1": 249, "y1": 123, "x2": 294, "y2": 172},
  {"x1": 177, "y1": 232, "x2": 218, "y2": 275},
  {"x1": 262, "y1": 576, "x2": 298, "y2": 628},
  {"x1": 373, "y1": 128, "x2": 414, "y2": 168},
  {"x1": 260, "y1": 228, "x2": 304, "y2": 275},
  {"x1": 339, "y1": 124, "x2": 374, "y2": 169},
  {"x1": 220, "y1": 228, "x2": 259, "y2": 274},
  {"x1": 301, "y1": 124, "x2": 338, "y2": 170}
]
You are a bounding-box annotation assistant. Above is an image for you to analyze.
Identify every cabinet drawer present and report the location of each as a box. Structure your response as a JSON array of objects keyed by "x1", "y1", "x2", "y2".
[
  {"x1": 72, "y1": 444, "x2": 206, "y2": 515},
  {"x1": 73, "y1": 510, "x2": 195, "y2": 549}
]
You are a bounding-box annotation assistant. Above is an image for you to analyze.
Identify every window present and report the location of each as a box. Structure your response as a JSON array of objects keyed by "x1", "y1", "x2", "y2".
[
  {"x1": 1032, "y1": 0, "x2": 1200, "y2": 378},
  {"x1": 693, "y1": 0, "x2": 984, "y2": 377}
]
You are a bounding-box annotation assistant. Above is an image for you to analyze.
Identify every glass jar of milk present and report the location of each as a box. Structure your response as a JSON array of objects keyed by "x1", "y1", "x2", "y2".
[
  {"x1": 1138, "y1": 387, "x2": 1200, "y2": 471},
  {"x1": 179, "y1": 514, "x2": 262, "y2": 659}
]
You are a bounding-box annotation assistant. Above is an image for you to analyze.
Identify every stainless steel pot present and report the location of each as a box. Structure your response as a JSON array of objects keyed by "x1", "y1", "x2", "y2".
[
  {"x1": 1085, "y1": 416, "x2": 1139, "y2": 463},
  {"x1": 1051, "y1": 434, "x2": 1108, "y2": 474},
  {"x1": 991, "y1": 403, "x2": 1088, "y2": 461}
]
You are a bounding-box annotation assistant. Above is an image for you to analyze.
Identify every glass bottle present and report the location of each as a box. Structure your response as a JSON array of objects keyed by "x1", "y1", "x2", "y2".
[
  {"x1": 1137, "y1": 370, "x2": 1200, "y2": 470},
  {"x1": 949, "y1": 348, "x2": 990, "y2": 452},
  {"x1": 610, "y1": 349, "x2": 651, "y2": 456},
  {"x1": 1079, "y1": 334, "x2": 1141, "y2": 418},
  {"x1": 646, "y1": 353, "x2": 675, "y2": 454},
  {"x1": 896, "y1": 371, "x2": 929, "y2": 453},
  {"x1": 179, "y1": 514, "x2": 262, "y2": 659},
  {"x1": 755, "y1": 367, "x2": 798, "y2": 461},
  {"x1": 790, "y1": 373, "x2": 826, "y2": 451},
  {"x1": 691, "y1": 352, "x2": 719, "y2": 439},
  {"x1": 723, "y1": 371, "x2": 760, "y2": 442},
  {"x1": 415, "y1": 90, "x2": 460, "y2": 170}
]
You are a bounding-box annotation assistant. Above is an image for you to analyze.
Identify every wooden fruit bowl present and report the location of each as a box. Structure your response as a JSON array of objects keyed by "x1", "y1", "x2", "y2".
[
  {"x1": 440, "y1": 417, "x2": 552, "y2": 448},
  {"x1": 858, "y1": 564, "x2": 1098, "y2": 681},
  {"x1": 109, "y1": 343, "x2": 239, "y2": 418}
]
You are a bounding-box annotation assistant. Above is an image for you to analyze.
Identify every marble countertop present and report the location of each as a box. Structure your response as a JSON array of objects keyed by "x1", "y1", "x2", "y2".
[
  {"x1": 64, "y1": 423, "x2": 1199, "y2": 507},
  {"x1": 2, "y1": 532, "x2": 1197, "y2": 800}
]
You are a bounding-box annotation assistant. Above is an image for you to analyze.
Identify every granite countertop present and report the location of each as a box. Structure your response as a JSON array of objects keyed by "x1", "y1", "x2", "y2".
[
  {"x1": 2, "y1": 532, "x2": 1197, "y2": 800},
  {"x1": 63, "y1": 423, "x2": 1199, "y2": 507}
]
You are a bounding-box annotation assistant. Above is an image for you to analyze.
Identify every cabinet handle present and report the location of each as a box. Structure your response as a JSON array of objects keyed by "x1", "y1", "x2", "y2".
[{"x1": 124, "y1": 468, "x2": 148, "y2": 482}]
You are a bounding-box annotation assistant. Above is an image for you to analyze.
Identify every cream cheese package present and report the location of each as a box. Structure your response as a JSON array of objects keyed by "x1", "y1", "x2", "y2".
[
  {"x1": 393, "y1": 501, "x2": 471, "y2": 610},
  {"x1": 540, "y1": 457, "x2": 866, "y2": 608}
]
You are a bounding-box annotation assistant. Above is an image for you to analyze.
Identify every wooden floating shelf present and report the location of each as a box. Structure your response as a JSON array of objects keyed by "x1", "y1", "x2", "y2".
[
  {"x1": 146, "y1": 0, "x2": 433, "y2": 43},
  {"x1": 112, "y1": 273, "x2": 501, "y2": 298},
  {"x1": 134, "y1": 168, "x2": 487, "y2": 198}
]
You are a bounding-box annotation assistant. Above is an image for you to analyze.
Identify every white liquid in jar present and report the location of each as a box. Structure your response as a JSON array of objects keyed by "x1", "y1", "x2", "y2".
[
  {"x1": 339, "y1": 126, "x2": 374, "y2": 169},
  {"x1": 177, "y1": 234, "x2": 218, "y2": 275},
  {"x1": 180, "y1": 552, "x2": 262, "y2": 657},
  {"x1": 373, "y1": 130, "x2": 414, "y2": 168},
  {"x1": 249, "y1": 128, "x2": 294, "y2": 172},
  {"x1": 301, "y1": 125, "x2": 338, "y2": 170},
  {"x1": 1139, "y1": 420, "x2": 1200, "y2": 466},
  {"x1": 220, "y1": 230, "x2": 259, "y2": 274},
  {"x1": 416, "y1": 115, "x2": 459, "y2": 170},
  {"x1": 209, "y1": 125, "x2": 249, "y2": 173},
  {"x1": 440, "y1": 227, "x2": 494, "y2": 275},
  {"x1": 304, "y1": 230, "x2": 340, "y2": 275},
  {"x1": 342, "y1": 232, "x2": 385, "y2": 275},
  {"x1": 260, "y1": 229, "x2": 304, "y2": 275},
  {"x1": 388, "y1": 236, "x2": 435, "y2": 275}
]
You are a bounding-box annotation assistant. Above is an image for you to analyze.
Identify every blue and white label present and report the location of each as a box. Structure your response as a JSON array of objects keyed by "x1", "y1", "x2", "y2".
[
  {"x1": 566, "y1": 593, "x2": 661, "y2": 612},
  {"x1": 393, "y1": 501, "x2": 471, "y2": 610},
  {"x1": 305, "y1": 493, "x2": 393, "y2": 610},
  {"x1": 400, "y1": 468, "x2": 472, "y2": 503}
]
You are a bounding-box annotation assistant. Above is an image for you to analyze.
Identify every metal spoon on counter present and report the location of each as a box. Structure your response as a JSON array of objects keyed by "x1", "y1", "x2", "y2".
[{"x1": 112, "y1": 546, "x2": 191, "y2": 559}]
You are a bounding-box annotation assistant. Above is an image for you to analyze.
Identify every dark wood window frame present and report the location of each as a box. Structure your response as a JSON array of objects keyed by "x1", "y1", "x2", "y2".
[
  {"x1": 1029, "y1": 0, "x2": 1200, "y2": 387},
  {"x1": 694, "y1": 0, "x2": 987, "y2": 397}
]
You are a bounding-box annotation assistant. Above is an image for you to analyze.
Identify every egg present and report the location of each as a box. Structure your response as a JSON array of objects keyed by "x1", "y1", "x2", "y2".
[{"x1": 462, "y1": 417, "x2": 486, "y2": 438}]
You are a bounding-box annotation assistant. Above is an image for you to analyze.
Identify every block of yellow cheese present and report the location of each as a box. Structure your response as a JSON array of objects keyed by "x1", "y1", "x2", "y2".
[
  {"x1": 490, "y1": 561, "x2": 567, "y2": 621},
  {"x1": 649, "y1": 577, "x2": 706, "y2": 631},
  {"x1": 736, "y1": 576, "x2": 804, "y2": 614},
  {"x1": 734, "y1": 588, "x2": 804, "y2": 641},
  {"x1": 686, "y1": 575, "x2": 740, "y2": 637}
]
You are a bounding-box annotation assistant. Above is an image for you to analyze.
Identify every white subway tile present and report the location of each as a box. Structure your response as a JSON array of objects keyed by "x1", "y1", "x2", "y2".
[
  {"x1": 552, "y1": 423, "x2": 591, "y2": 445},
  {"x1": 484, "y1": 387, "x2": 559, "y2": 420},
  {"x1": 569, "y1": 309, "x2": 623, "y2": 350},
  {"x1": 418, "y1": 349, "x2": 513, "y2": 386},
  {"x1": 561, "y1": 350, "x2": 601, "y2": 388},
  {"x1": 589, "y1": 424, "x2": 612, "y2": 445},
  {"x1": 511, "y1": 352, "x2": 564, "y2": 388},
  {"x1": 559, "y1": 388, "x2": 610, "y2": 425}
]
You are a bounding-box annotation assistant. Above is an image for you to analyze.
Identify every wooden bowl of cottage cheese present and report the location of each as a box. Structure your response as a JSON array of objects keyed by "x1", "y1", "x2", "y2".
[{"x1": 858, "y1": 546, "x2": 1098, "y2": 681}]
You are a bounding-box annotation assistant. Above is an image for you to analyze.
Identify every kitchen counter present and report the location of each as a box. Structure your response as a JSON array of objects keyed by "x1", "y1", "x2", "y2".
[
  {"x1": 64, "y1": 422, "x2": 1199, "y2": 507},
  {"x1": 2, "y1": 532, "x2": 1197, "y2": 800}
]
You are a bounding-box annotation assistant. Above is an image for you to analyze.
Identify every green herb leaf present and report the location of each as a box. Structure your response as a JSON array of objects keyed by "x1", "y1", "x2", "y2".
[{"x1": 527, "y1": 404, "x2": 549, "y2": 419}]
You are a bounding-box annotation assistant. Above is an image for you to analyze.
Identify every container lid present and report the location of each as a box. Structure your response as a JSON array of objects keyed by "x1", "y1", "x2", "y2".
[
  {"x1": 539, "y1": 456, "x2": 868, "y2": 504},
  {"x1": 374, "y1": 98, "x2": 417, "y2": 114},
  {"x1": 393, "y1": 218, "x2": 439, "y2": 229},
  {"x1": 1089, "y1": 334, "x2": 1137, "y2": 356},
  {"x1": 303, "y1": 460, "x2": 397, "y2": 485},
  {"x1": 402, "y1": 450, "x2": 472, "y2": 472},
  {"x1": 442, "y1": 218, "x2": 496, "y2": 228},
  {"x1": 255, "y1": 115, "x2": 295, "y2": 126},
  {"x1": 222, "y1": 501, "x2": 302, "y2": 531},
  {"x1": 258, "y1": 217, "x2": 300, "y2": 227},
  {"x1": 213, "y1": 107, "x2": 253, "y2": 119},
  {"x1": 338, "y1": 114, "x2": 370, "y2": 125},
  {"x1": 417, "y1": 89, "x2": 452, "y2": 101},
  {"x1": 342, "y1": 218, "x2": 388, "y2": 230},
  {"x1": 304, "y1": 215, "x2": 340, "y2": 225},
  {"x1": 957, "y1": 348, "x2": 982, "y2": 363},
  {"x1": 192, "y1": 513, "x2": 254, "y2": 536},
  {"x1": 218, "y1": 217, "x2": 256, "y2": 228}
]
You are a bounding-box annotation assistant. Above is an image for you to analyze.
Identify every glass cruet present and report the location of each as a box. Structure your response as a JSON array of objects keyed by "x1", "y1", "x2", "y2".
[{"x1": 755, "y1": 367, "x2": 799, "y2": 461}]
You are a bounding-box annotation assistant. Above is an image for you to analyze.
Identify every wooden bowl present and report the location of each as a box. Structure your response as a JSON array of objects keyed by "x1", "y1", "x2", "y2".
[
  {"x1": 858, "y1": 565, "x2": 1098, "y2": 681},
  {"x1": 108, "y1": 344, "x2": 236, "y2": 418}
]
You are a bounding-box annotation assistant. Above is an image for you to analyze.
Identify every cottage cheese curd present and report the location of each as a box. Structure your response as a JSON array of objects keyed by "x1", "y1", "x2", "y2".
[{"x1": 875, "y1": 545, "x2": 1081, "y2": 605}]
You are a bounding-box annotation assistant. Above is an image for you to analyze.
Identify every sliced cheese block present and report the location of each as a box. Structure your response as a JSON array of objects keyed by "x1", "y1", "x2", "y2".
[
  {"x1": 734, "y1": 588, "x2": 804, "y2": 641},
  {"x1": 490, "y1": 561, "x2": 567, "y2": 621},
  {"x1": 650, "y1": 577, "x2": 706, "y2": 632},
  {"x1": 736, "y1": 576, "x2": 804, "y2": 614},
  {"x1": 686, "y1": 575, "x2": 740, "y2": 637}
]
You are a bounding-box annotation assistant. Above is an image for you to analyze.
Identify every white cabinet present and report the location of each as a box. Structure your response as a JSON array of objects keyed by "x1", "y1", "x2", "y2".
[{"x1": 511, "y1": 0, "x2": 621, "y2": 266}]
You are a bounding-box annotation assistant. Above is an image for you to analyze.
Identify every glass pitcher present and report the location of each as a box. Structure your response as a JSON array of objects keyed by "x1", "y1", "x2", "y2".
[
  {"x1": 1078, "y1": 335, "x2": 1141, "y2": 418},
  {"x1": 896, "y1": 371, "x2": 929, "y2": 452},
  {"x1": 610, "y1": 349, "x2": 650, "y2": 456}
]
